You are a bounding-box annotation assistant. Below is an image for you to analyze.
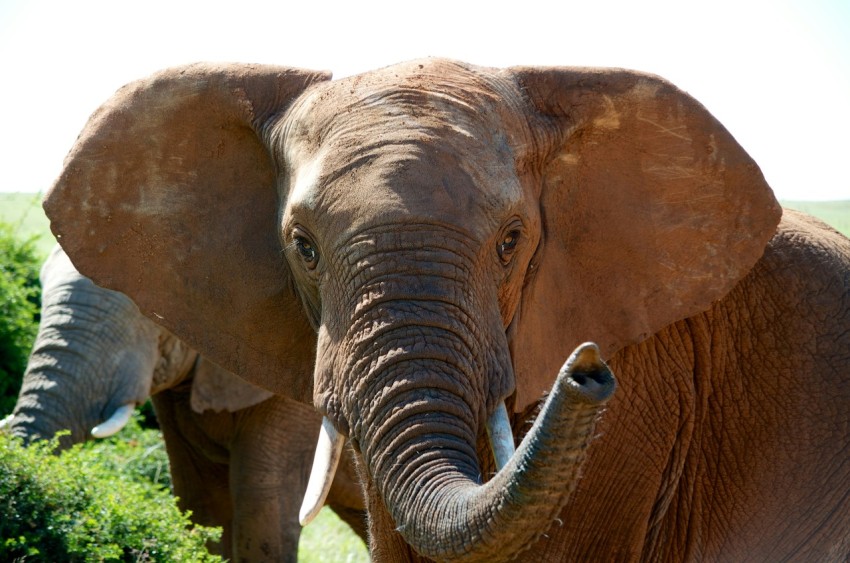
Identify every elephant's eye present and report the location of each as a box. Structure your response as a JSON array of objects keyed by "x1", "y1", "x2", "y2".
[
  {"x1": 294, "y1": 236, "x2": 319, "y2": 269},
  {"x1": 498, "y1": 230, "x2": 521, "y2": 264}
]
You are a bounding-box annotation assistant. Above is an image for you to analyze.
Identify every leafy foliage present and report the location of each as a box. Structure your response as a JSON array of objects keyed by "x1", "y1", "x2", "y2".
[
  {"x1": 0, "y1": 417, "x2": 221, "y2": 562},
  {"x1": 0, "y1": 223, "x2": 42, "y2": 415}
]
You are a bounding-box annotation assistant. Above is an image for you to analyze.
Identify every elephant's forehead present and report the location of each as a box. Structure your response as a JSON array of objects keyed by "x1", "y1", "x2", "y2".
[
  {"x1": 284, "y1": 58, "x2": 530, "y2": 153},
  {"x1": 284, "y1": 132, "x2": 525, "y2": 237},
  {"x1": 277, "y1": 60, "x2": 530, "y2": 234}
]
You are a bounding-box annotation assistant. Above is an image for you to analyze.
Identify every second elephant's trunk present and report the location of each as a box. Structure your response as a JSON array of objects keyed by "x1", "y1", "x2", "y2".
[{"x1": 8, "y1": 250, "x2": 161, "y2": 448}]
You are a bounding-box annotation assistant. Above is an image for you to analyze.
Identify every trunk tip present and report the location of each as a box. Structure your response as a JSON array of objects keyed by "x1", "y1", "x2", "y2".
[{"x1": 559, "y1": 342, "x2": 616, "y2": 404}]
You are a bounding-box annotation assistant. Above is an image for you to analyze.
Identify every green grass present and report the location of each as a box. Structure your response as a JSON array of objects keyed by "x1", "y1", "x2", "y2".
[{"x1": 300, "y1": 510, "x2": 369, "y2": 562}]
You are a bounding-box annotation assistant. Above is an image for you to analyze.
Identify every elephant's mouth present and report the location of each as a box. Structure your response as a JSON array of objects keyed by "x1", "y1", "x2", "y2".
[{"x1": 300, "y1": 342, "x2": 616, "y2": 561}]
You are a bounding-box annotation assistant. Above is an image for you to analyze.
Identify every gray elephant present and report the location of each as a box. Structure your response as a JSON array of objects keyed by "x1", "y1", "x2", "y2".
[
  {"x1": 2, "y1": 245, "x2": 366, "y2": 561},
  {"x1": 43, "y1": 59, "x2": 850, "y2": 561}
]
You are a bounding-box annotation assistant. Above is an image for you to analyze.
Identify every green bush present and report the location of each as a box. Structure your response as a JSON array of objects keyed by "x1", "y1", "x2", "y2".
[
  {"x1": 82, "y1": 414, "x2": 172, "y2": 491},
  {"x1": 0, "y1": 223, "x2": 42, "y2": 415},
  {"x1": 0, "y1": 419, "x2": 221, "y2": 562}
]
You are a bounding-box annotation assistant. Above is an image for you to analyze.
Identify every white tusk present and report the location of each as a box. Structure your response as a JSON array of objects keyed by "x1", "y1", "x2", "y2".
[
  {"x1": 0, "y1": 413, "x2": 14, "y2": 433},
  {"x1": 299, "y1": 416, "x2": 345, "y2": 526},
  {"x1": 486, "y1": 401, "x2": 516, "y2": 471},
  {"x1": 91, "y1": 403, "x2": 135, "y2": 438}
]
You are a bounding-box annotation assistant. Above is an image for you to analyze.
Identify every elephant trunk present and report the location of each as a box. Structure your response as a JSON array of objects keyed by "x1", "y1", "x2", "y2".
[
  {"x1": 363, "y1": 343, "x2": 613, "y2": 562},
  {"x1": 11, "y1": 344, "x2": 107, "y2": 448},
  {"x1": 9, "y1": 278, "x2": 156, "y2": 448},
  {"x1": 318, "y1": 232, "x2": 615, "y2": 560}
]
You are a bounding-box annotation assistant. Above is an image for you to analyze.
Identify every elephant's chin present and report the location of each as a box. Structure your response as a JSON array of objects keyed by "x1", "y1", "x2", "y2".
[{"x1": 353, "y1": 343, "x2": 616, "y2": 562}]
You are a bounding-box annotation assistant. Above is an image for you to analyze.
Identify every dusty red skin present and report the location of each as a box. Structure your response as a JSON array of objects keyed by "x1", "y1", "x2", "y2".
[{"x1": 44, "y1": 58, "x2": 850, "y2": 561}]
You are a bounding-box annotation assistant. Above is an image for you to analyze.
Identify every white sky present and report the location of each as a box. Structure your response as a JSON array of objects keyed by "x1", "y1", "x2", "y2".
[{"x1": 1, "y1": 0, "x2": 848, "y2": 201}]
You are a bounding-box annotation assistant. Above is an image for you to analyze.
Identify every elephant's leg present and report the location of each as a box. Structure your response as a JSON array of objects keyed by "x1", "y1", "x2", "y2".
[
  {"x1": 150, "y1": 390, "x2": 234, "y2": 558},
  {"x1": 228, "y1": 395, "x2": 320, "y2": 562}
]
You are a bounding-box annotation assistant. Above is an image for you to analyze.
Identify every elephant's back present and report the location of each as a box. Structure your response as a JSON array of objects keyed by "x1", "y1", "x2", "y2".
[{"x1": 692, "y1": 207, "x2": 850, "y2": 559}]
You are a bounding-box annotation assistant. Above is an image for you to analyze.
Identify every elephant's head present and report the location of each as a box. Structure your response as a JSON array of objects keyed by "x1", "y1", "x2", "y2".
[
  {"x1": 5, "y1": 245, "x2": 271, "y2": 449},
  {"x1": 43, "y1": 59, "x2": 780, "y2": 560}
]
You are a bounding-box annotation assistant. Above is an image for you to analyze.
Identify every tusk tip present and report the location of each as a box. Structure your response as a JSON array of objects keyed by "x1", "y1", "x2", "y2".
[
  {"x1": 299, "y1": 416, "x2": 345, "y2": 527},
  {"x1": 91, "y1": 403, "x2": 135, "y2": 438},
  {"x1": 299, "y1": 504, "x2": 320, "y2": 527},
  {"x1": 0, "y1": 413, "x2": 13, "y2": 432}
]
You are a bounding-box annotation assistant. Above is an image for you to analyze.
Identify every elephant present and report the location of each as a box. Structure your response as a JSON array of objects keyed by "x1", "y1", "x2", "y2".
[
  {"x1": 41, "y1": 58, "x2": 850, "y2": 561},
  {"x1": 1, "y1": 245, "x2": 366, "y2": 561}
]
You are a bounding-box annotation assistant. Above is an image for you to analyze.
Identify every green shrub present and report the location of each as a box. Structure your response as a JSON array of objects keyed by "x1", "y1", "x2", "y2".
[
  {"x1": 0, "y1": 223, "x2": 42, "y2": 415},
  {"x1": 0, "y1": 421, "x2": 221, "y2": 562},
  {"x1": 83, "y1": 414, "x2": 172, "y2": 491}
]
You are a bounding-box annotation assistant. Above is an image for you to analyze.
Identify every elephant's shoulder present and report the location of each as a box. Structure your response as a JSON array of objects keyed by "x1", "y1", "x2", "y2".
[
  {"x1": 740, "y1": 208, "x2": 850, "y2": 327},
  {"x1": 770, "y1": 209, "x2": 850, "y2": 263}
]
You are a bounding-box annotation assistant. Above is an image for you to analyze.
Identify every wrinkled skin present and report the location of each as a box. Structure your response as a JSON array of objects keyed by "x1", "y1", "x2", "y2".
[
  {"x1": 44, "y1": 59, "x2": 850, "y2": 561},
  {"x1": 4, "y1": 246, "x2": 366, "y2": 561}
]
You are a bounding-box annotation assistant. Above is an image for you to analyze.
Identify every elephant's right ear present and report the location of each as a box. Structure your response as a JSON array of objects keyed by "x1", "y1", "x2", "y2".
[
  {"x1": 44, "y1": 63, "x2": 331, "y2": 402},
  {"x1": 506, "y1": 66, "x2": 782, "y2": 411}
]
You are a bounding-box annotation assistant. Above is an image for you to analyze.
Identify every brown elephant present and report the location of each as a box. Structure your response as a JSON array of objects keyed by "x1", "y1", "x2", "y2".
[
  {"x1": 43, "y1": 59, "x2": 850, "y2": 561},
  {"x1": 2, "y1": 245, "x2": 365, "y2": 561}
]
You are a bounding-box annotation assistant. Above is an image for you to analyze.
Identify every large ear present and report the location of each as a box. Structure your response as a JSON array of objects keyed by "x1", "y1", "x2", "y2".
[
  {"x1": 506, "y1": 67, "x2": 782, "y2": 411},
  {"x1": 43, "y1": 63, "x2": 331, "y2": 403}
]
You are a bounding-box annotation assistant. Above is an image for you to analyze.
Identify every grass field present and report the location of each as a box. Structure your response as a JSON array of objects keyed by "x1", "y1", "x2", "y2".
[{"x1": 1, "y1": 192, "x2": 847, "y2": 561}]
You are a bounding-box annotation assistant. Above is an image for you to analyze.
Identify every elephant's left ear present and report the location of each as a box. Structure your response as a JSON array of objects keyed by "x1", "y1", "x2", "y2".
[
  {"x1": 43, "y1": 63, "x2": 331, "y2": 403},
  {"x1": 506, "y1": 67, "x2": 782, "y2": 411}
]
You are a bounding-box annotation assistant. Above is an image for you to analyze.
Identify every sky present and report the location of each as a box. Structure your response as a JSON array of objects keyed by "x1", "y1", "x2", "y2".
[{"x1": 0, "y1": 0, "x2": 848, "y2": 202}]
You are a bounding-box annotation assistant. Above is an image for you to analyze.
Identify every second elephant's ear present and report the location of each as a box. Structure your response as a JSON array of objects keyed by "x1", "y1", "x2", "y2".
[
  {"x1": 507, "y1": 67, "x2": 782, "y2": 411},
  {"x1": 190, "y1": 356, "x2": 273, "y2": 414},
  {"x1": 44, "y1": 63, "x2": 331, "y2": 403}
]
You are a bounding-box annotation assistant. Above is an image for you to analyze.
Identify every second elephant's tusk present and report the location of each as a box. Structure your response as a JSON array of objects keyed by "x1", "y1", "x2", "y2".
[
  {"x1": 0, "y1": 413, "x2": 13, "y2": 433},
  {"x1": 486, "y1": 401, "x2": 516, "y2": 471},
  {"x1": 300, "y1": 416, "x2": 345, "y2": 526},
  {"x1": 91, "y1": 403, "x2": 135, "y2": 438}
]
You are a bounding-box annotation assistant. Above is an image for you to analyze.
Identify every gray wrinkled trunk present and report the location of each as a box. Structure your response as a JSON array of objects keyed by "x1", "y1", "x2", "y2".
[{"x1": 9, "y1": 267, "x2": 159, "y2": 448}]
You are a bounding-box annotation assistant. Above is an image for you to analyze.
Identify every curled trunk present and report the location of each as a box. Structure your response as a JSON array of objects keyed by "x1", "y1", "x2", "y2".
[
  {"x1": 324, "y1": 233, "x2": 616, "y2": 560},
  {"x1": 369, "y1": 343, "x2": 614, "y2": 562}
]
